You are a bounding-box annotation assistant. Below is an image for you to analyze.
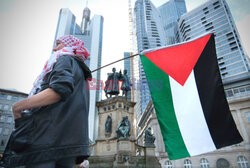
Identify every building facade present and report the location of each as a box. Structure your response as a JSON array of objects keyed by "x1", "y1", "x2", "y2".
[
  {"x1": 136, "y1": 91, "x2": 250, "y2": 168},
  {"x1": 158, "y1": 0, "x2": 187, "y2": 45},
  {"x1": 53, "y1": 8, "x2": 76, "y2": 47},
  {"x1": 177, "y1": 0, "x2": 250, "y2": 93},
  {"x1": 124, "y1": 52, "x2": 132, "y2": 101},
  {"x1": 53, "y1": 7, "x2": 104, "y2": 141},
  {"x1": 133, "y1": 0, "x2": 166, "y2": 129},
  {"x1": 0, "y1": 89, "x2": 28, "y2": 153}
]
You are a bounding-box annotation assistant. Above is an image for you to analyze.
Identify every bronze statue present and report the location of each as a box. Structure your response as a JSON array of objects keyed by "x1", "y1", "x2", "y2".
[
  {"x1": 104, "y1": 67, "x2": 122, "y2": 98},
  {"x1": 121, "y1": 69, "x2": 131, "y2": 98},
  {"x1": 144, "y1": 127, "x2": 155, "y2": 147},
  {"x1": 116, "y1": 116, "x2": 131, "y2": 139},
  {"x1": 105, "y1": 115, "x2": 112, "y2": 134}
]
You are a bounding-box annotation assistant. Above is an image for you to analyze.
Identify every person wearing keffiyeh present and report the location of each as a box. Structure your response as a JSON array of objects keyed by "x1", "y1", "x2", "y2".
[{"x1": 1, "y1": 35, "x2": 91, "y2": 168}]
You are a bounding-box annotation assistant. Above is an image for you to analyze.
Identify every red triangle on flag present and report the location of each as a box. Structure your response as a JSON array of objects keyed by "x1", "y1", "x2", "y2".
[{"x1": 144, "y1": 34, "x2": 211, "y2": 86}]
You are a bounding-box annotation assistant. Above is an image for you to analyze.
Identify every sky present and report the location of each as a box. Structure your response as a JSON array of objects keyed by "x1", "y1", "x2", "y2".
[{"x1": 0, "y1": 0, "x2": 249, "y2": 94}]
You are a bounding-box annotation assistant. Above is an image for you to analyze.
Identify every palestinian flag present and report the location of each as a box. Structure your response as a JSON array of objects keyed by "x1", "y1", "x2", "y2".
[{"x1": 140, "y1": 34, "x2": 243, "y2": 160}]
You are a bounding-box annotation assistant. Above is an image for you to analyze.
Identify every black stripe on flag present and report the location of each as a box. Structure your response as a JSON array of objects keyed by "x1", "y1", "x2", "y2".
[{"x1": 193, "y1": 34, "x2": 243, "y2": 148}]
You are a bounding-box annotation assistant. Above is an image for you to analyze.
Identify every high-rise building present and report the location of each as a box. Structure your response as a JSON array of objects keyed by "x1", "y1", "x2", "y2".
[
  {"x1": 158, "y1": 0, "x2": 187, "y2": 45},
  {"x1": 133, "y1": 0, "x2": 250, "y2": 166},
  {"x1": 0, "y1": 89, "x2": 28, "y2": 153},
  {"x1": 124, "y1": 52, "x2": 132, "y2": 101},
  {"x1": 178, "y1": 0, "x2": 250, "y2": 94},
  {"x1": 53, "y1": 7, "x2": 104, "y2": 141},
  {"x1": 82, "y1": 14, "x2": 103, "y2": 141},
  {"x1": 134, "y1": 0, "x2": 166, "y2": 124},
  {"x1": 81, "y1": 6, "x2": 91, "y2": 33},
  {"x1": 53, "y1": 8, "x2": 76, "y2": 47}
]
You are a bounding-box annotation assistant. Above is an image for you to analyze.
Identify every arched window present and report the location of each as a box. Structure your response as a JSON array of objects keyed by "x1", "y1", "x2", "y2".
[
  {"x1": 237, "y1": 156, "x2": 248, "y2": 168},
  {"x1": 200, "y1": 158, "x2": 210, "y2": 168},
  {"x1": 216, "y1": 158, "x2": 230, "y2": 168},
  {"x1": 164, "y1": 160, "x2": 173, "y2": 168},
  {"x1": 184, "y1": 159, "x2": 192, "y2": 168}
]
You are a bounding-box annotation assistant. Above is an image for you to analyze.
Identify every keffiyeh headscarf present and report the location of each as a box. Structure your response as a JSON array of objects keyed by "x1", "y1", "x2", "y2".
[{"x1": 29, "y1": 35, "x2": 90, "y2": 96}]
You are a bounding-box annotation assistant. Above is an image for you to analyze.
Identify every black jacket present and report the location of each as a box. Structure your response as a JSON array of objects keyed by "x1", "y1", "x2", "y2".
[{"x1": 1, "y1": 56, "x2": 92, "y2": 167}]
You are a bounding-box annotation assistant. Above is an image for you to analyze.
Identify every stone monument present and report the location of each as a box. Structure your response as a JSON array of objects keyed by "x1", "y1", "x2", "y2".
[{"x1": 88, "y1": 68, "x2": 161, "y2": 168}]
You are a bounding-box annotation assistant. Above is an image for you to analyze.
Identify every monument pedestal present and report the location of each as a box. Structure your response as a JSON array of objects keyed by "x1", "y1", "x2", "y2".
[{"x1": 89, "y1": 97, "x2": 161, "y2": 168}]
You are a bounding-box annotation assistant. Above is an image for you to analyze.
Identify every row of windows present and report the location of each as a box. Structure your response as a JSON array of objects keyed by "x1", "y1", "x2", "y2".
[
  {"x1": 222, "y1": 66, "x2": 246, "y2": 78},
  {"x1": 0, "y1": 94, "x2": 25, "y2": 101},
  {"x1": 221, "y1": 61, "x2": 244, "y2": 72},
  {"x1": 0, "y1": 104, "x2": 13, "y2": 111},
  {"x1": 218, "y1": 56, "x2": 242, "y2": 67},
  {"x1": 0, "y1": 115, "x2": 13, "y2": 123},
  {"x1": 185, "y1": 3, "x2": 222, "y2": 23},
  {"x1": 217, "y1": 49, "x2": 239, "y2": 61},
  {"x1": 225, "y1": 85, "x2": 250, "y2": 98},
  {"x1": 215, "y1": 24, "x2": 231, "y2": 38},
  {"x1": 103, "y1": 104, "x2": 129, "y2": 112},
  {"x1": 182, "y1": 15, "x2": 229, "y2": 38},
  {"x1": 164, "y1": 156, "x2": 248, "y2": 168},
  {"x1": 216, "y1": 36, "x2": 235, "y2": 48},
  {"x1": 184, "y1": 7, "x2": 224, "y2": 29}
]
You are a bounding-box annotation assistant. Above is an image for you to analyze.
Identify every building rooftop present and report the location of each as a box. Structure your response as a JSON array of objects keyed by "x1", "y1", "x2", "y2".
[{"x1": 0, "y1": 88, "x2": 28, "y2": 96}]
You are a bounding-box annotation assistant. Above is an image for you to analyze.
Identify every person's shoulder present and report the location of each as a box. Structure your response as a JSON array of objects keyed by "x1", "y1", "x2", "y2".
[
  {"x1": 58, "y1": 55, "x2": 74, "y2": 62},
  {"x1": 54, "y1": 55, "x2": 73, "y2": 65}
]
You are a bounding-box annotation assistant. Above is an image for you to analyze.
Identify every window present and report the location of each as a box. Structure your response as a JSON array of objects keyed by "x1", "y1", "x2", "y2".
[
  {"x1": 0, "y1": 116, "x2": 4, "y2": 121},
  {"x1": 7, "y1": 116, "x2": 12, "y2": 123},
  {"x1": 204, "y1": 11, "x2": 209, "y2": 14},
  {"x1": 203, "y1": 7, "x2": 208, "y2": 11},
  {"x1": 1, "y1": 140, "x2": 5, "y2": 146},
  {"x1": 216, "y1": 158, "x2": 230, "y2": 168},
  {"x1": 0, "y1": 94, "x2": 5, "y2": 99},
  {"x1": 213, "y1": 1, "x2": 219, "y2": 5},
  {"x1": 6, "y1": 95, "x2": 12, "y2": 100},
  {"x1": 200, "y1": 158, "x2": 210, "y2": 168},
  {"x1": 4, "y1": 105, "x2": 9, "y2": 111},
  {"x1": 184, "y1": 159, "x2": 192, "y2": 168},
  {"x1": 237, "y1": 156, "x2": 248, "y2": 168},
  {"x1": 19, "y1": 97, "x2": 25, "y2": 101},
  {"x1": 3, "y1": 128, "x2": 10, "y2": 135},
  {"x1": 214, "y1": 5, "x2": 220, "y2": 9},
  {"x1": 164, "y1": 160, "x2": 173, "y2": 168},
  {"x1": 13, "y1": 96, "x2": 18, "y2": 101},
  {"x1": 0, "y1": 127, "x2": 2, "y2": 134},
  {"x1": 246, "y1": 112, "x2": 250, "y2": 122}
]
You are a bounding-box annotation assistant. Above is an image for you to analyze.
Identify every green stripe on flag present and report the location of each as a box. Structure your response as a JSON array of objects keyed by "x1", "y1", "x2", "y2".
[{"x1": 140, "y1": 55, "x2": 190, "y2": 160}]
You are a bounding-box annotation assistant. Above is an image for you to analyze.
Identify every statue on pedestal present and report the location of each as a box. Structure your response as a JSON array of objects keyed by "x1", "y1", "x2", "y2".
[
  {"x1": 121, "y1": 69, "x2": 131, "y2": 99},
  {"x1": 104, "y1": 67, "x2": 122, "y2": 98},
  {"x1": 116, "y1": 116, "x2": 131, "y2": 139},
  {"x1": 144, "y1": 127, "x2": 155, "y2": 147},
  {"x1": 105, "y1": 115, "x2": 112, "y2": 134}
]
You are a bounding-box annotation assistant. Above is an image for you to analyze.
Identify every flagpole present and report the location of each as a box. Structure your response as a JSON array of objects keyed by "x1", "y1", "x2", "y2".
[{"x1": 91, "y1": 53, "x2": 139, "y2": 73}]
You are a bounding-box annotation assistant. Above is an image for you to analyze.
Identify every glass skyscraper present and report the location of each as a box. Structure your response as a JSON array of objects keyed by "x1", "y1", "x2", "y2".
[
  {"x1": 178, "y1": 0, "x2": 250, "y2": 97},
  {"x1": 53, "y1": 8, "x2": 76, "y2": 47},
  {"x1": 124, "y1": 52, "x2": 132, "y2": 101},
  {"x1": 134, "y1": 0, "x2": 166, "y2": 122},
  {"x1": 158, "y1": 0, "x2": 187, "y2": 45},
  {"x1": 54, "y1": 7, "x2": 104, "y2": 141}
]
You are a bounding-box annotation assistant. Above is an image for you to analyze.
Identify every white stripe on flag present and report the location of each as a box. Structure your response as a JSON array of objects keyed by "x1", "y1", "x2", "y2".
[{"x1": 169, "y1": 71, "x2": 216, "y2": 156}]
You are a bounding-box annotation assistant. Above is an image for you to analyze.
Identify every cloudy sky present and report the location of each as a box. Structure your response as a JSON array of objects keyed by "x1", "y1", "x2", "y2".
[{"x1": 0, "y1": 0, "x2": 249, "y2": 94}]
